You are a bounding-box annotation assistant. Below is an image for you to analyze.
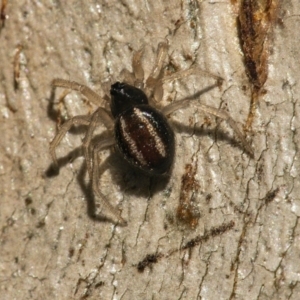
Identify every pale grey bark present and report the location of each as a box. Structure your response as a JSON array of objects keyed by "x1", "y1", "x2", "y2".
[{"x1": 1, "y1": 1, "x2": 300, "y2": 299}]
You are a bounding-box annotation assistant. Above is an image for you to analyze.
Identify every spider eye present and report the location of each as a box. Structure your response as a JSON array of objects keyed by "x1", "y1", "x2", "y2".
[{"x1": 110, "y1": 82, "x2": 148, "y2": 118}]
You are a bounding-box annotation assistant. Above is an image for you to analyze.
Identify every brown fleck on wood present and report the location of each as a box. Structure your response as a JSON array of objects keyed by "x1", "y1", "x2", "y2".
[
  {"x1": 237, "y1": 0, "x2": 279, "y2": 131},
  {"x1": 0, "y1": 0, "x2": 7, "y2": 30},
  {"x1": 176, "y1": 163, "x2": 200, "y2": 229}
]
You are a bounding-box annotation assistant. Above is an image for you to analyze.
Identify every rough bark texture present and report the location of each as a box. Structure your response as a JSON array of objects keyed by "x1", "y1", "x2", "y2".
[{"x1": 1, "y1": 1, "x2": 300, "y2": 299}]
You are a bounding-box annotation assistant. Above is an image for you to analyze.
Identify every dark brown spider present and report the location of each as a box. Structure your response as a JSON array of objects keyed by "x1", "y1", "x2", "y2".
[{"x1": 50, "y1": 42, "x2": 253, "y2": 225}]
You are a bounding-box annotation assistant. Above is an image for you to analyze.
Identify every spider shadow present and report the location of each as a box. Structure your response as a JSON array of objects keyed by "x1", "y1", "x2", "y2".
[
  {"x1": 77, "y1": 150, "x2": 171, "y2": 224},
  {"x1": 166, "y1": 84, "x2": 252, "y2": 157},
  {"x1": 171, "y1": 119, "x2": 248, "y2": 155},
  {"x1": 45, "y1": 132, "x2": 171, "y2": 225}
]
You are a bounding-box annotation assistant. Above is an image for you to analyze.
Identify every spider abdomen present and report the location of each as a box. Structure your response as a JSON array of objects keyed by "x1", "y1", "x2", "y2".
[{"x1": 115, "y1": 105, "x2": 175, "y2": 176}]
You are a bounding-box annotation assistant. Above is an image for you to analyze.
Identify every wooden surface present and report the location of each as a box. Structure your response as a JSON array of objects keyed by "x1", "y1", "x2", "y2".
[{"x1": 1, "y1": 1, "x2": 300, "y2": 299}]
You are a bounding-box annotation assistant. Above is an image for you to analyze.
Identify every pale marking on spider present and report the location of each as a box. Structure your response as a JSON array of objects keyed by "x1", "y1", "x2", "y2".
[
  {"x1": 119, "y1": 116, "x2": 147, "y2": 166},
  {"x1": 133, "y1": 107, "x2": 167, "y2": 157}
]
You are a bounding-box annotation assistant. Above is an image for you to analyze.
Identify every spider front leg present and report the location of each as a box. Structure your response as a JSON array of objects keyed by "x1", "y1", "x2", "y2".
[
  {"x1": 119, "y1": 47, "x2": 145, "y2": 89},
  {"x1": 145, "y1": 41, "x2": 169, "y2": 103},
  {"x1": 52, "y1": 79, "x2": 106, "y2": 106},
  {"x1": 132, "y1": 48, "x2": 145, "y2": 89},
  {"x1": 162, "y1": 98, "x2": 254, "y2": 157},
  {"x1": 91, "y1": 137, "x2": 127, "y2": 226},
  {"x1": 125, "y1": 42, "x2": 169, "y2": 102}
]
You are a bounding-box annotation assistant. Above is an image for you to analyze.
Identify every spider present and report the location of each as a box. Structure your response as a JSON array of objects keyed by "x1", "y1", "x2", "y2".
[{"x1": 50, "y1": 42, "x2": 253, "y2": 226}]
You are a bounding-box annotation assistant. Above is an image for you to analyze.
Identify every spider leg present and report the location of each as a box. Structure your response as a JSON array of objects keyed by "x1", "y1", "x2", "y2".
[
  {"x1": 147, "y1": 41, "x2": 168, "y2": 82},
  {"x1": 82, "y1": 107, "x2": 114, "y2": 177},
  {"x1": 52, "y1": 79, "x2": 105, "y2": 106},
  {"x1": 119, "y1": 47, "x2": 145, "y2": 88},
  {"x1": 92, "y1": 137, "x2": 127, "y2": 225},
  {"x1": 162, "y1": 97, "x2": 254, "y2": 157},
  {"x1": 146, "y1": 42, "x2": 168, "y2": 103},
  {"x1": 132, "y1": 48, "x2": 145, "y2": 89},
  {"x1": 162, "y1": 66, "x2": 223, "y2": 87},
  {"x1": 50, "y1": 115, "x2": 91, "y2": 166},
  {"x1": 161, "y1": 81, "x2": 221, "y2": 116}
]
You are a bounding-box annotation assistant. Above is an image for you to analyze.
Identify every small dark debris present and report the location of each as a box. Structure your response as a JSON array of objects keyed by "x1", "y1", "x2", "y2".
[
  {"x1": 137, "y1": 254, "x2": 160, "y2": 273},
  {"x1": 36, "y1": 220, "x2": 45, "y2": 228},
  {"x1": 95, "y1": 281, "x2": 104, "y2": 288},
  {"x1": 265, "y1": 187, "x2": 280, "y2": 204},
  {"x1": 137, "y1": 221, "x2": 235, "y2": 272},
  {"x1": 182, "y1": 220, "x2": 235, "y2": 250},
  {"x1": 24, "y1": 197, "x2": 33, "y2": 206},
  {"x1": 68, "y1": 247, "x2": 75, "y2": 258}
]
